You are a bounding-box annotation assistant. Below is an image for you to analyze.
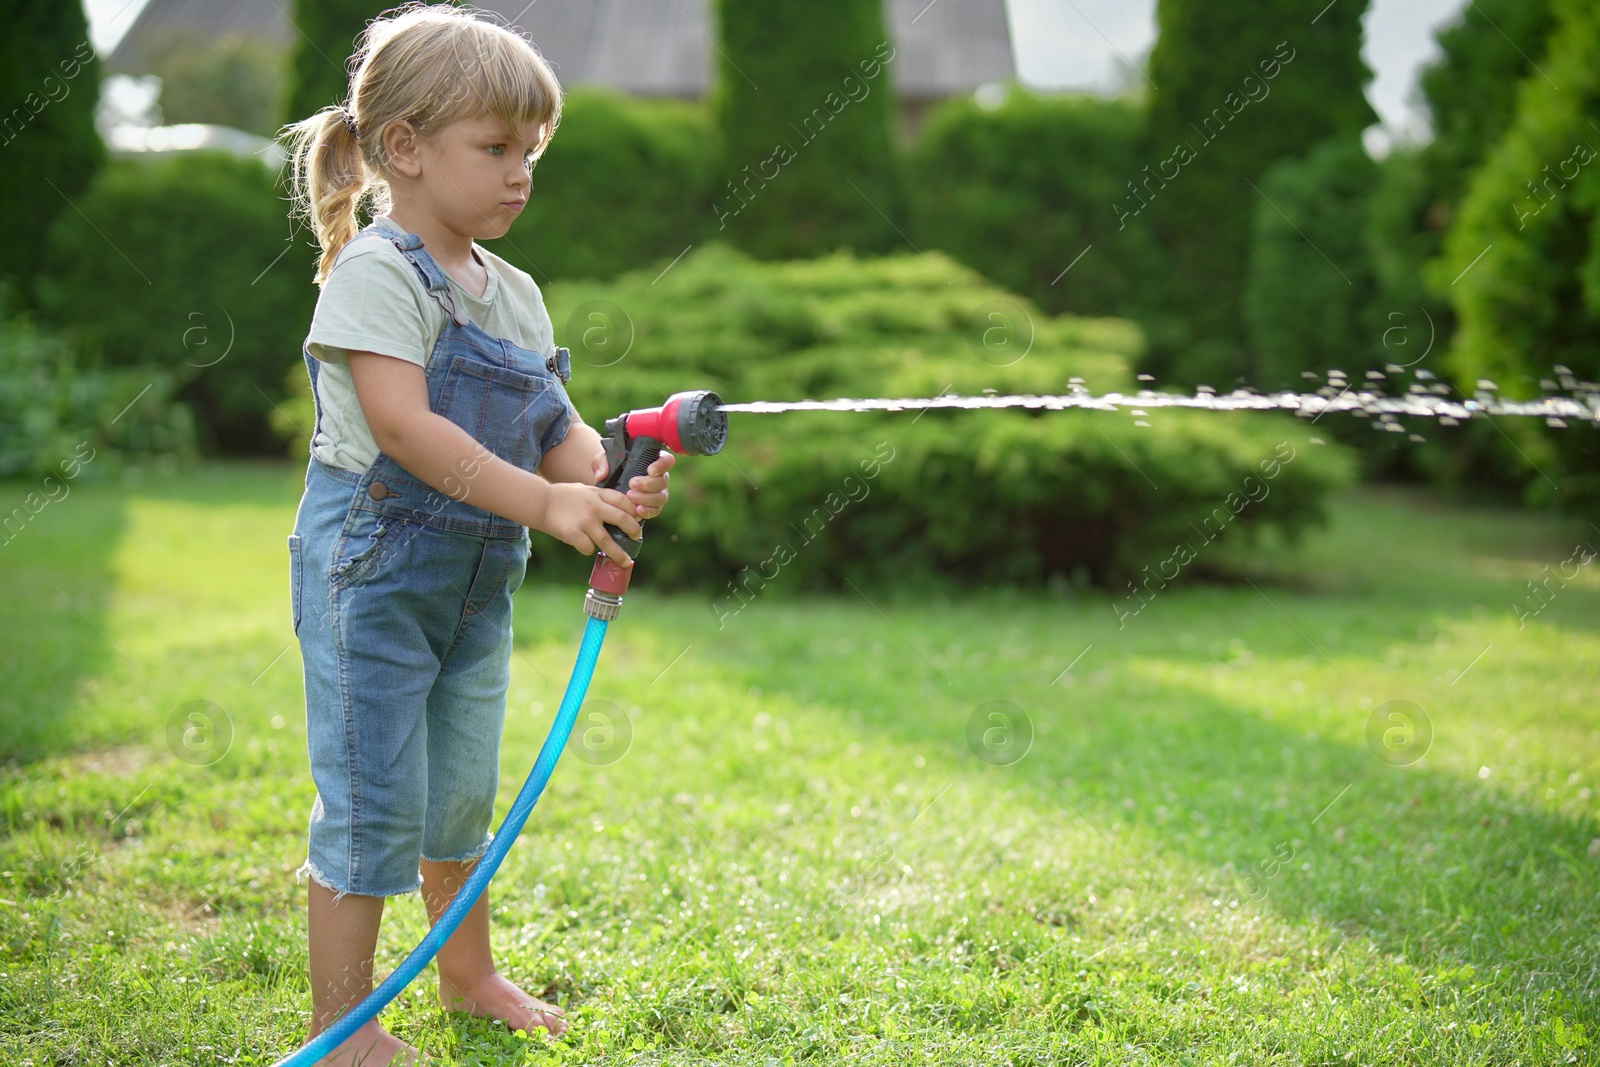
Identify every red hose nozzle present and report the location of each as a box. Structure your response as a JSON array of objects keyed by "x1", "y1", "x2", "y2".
[
  {"x1": 620, "y1": 391, "x2": 727, "y2": 456},
  {"x1": 583, "y1": 390, "x2": 728, "y2": 619}
]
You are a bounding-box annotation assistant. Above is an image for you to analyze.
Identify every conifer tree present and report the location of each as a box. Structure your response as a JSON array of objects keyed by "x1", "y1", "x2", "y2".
[
  {"x1": 0, "y1": 0, "x2": 103, "y2": 309},
  {"x1": 712, "y1": 0, "x2": 906, "y2": 258},
  {"x1": 1140, "y1": 0, "x2": 1374, "y2": 384},
  {"x1": 1440, "y1": 0, "x2": 1600, "y2": 515},
  {"x1": 284, "y1": 0, "x2": 390, "y2": 122}
]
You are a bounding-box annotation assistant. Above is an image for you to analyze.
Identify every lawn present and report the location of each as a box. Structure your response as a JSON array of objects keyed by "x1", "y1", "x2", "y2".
[{"x1": 1, "y1": 459, "x2": 1596, "y2": 1065}]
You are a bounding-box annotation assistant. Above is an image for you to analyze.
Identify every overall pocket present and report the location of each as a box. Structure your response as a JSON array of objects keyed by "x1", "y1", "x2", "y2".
[
  {"x1": 330, "y1": 510, "x2": 403, "y2": 589},
  {"x1": 434, "y1": 353, "x2": 567, "y2": 473}
]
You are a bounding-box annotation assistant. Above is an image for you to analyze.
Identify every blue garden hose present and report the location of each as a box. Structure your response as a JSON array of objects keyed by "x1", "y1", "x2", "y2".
[{"x1": 275, "y1": 614, "x2": 610, "y2": 1067}]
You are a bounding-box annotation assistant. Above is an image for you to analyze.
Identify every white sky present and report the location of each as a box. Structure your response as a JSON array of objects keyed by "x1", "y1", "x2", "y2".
[{"x1": 85, "y1": 0, "x2": 1472, "y2": 141}]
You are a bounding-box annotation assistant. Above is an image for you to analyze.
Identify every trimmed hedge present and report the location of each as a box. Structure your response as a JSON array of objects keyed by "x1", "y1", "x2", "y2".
[
  {"x1": 36, "y1": 152, "x2": 315, "y2": 456},
  {"x1": 541, "y1": 243, "x2": 1355, "y2": 595}
]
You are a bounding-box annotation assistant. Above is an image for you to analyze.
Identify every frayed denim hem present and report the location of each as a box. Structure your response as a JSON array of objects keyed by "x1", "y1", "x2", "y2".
[
  {"x1": 421, "y1": 828, "x2": 495, "y2": 867},
  {"x1": 295, "y1": 857, "x2": 423, "y2": 902}
]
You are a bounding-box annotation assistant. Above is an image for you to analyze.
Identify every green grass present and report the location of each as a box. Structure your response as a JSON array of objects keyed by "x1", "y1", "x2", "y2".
[{"x1": 1, "y1": 461, "x2": 1596, "y2": 1065}]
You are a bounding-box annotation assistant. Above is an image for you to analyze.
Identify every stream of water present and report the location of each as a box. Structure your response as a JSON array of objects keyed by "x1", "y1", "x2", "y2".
[{"x1": 717, "y1": 368, "x2": 1599, "y2": 430}]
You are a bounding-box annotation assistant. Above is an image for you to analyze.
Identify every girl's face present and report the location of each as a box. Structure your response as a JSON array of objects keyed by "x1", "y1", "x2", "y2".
[{"x1": 394, "y1": 111, "x2": 544, "y2": 240}]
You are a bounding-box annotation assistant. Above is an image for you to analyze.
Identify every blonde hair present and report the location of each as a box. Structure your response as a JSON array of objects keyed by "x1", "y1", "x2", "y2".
[{"x1": 279, "y1": 3, "x2": 563, "y2": 285}]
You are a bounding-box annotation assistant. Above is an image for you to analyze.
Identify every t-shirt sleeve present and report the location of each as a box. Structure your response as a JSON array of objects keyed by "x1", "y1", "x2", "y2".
[{"x1": 306, "y1": 239, "x2": 437, "y2": 367}]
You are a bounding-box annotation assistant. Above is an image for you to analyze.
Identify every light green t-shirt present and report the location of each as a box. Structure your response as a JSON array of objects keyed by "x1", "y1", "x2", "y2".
[{"x1": 303, "y1": 214, "x2": 576, "y2": 472}]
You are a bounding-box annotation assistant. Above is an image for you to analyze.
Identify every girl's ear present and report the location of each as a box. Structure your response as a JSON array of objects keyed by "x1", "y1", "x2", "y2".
[{"x1": 382, "y1": 118, "x2": 425, "y2": 179}]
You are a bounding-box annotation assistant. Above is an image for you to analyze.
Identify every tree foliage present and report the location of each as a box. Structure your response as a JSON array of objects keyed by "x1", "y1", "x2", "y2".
[
  {"x1": 711, "y1": 0, "x2": 906, "y2": 259},
  {"x1": 1366, "y1": 0, "x2": 1559, "y2": 367},
  {"x1": 1438, "y1": 0, "x2": 1600, "y2": 515},
  {"x1": 1420, "y1": 0, "x2": 1559, "y2": 214},
  {"x1": 284, "y1": 0, "x2": 387, "y2": 123}
]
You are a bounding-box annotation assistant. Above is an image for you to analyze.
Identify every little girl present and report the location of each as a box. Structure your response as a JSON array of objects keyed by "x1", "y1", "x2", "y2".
[{"x1": 279, "y1": 6, "x2": 672, "y2": 1064}]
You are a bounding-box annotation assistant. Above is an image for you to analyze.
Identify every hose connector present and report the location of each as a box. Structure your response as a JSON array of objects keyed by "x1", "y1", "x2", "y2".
[{"x1": 583, "y1": 589, "x2": 622, "y2": 621}]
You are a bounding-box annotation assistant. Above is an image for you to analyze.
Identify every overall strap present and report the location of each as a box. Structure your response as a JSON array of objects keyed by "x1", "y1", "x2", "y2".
[{"x1": 384, "y1": 231, "x2": 472, "y2": 328}]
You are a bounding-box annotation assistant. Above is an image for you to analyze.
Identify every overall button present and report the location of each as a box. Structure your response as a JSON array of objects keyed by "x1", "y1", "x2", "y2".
[{"x1": 369, "y1": 481, "x2": 392, "y2": 500}]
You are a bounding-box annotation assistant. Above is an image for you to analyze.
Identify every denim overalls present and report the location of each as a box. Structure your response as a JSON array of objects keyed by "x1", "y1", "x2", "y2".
[{"x1": 287, "y1": 223, "x2": 573, "y2": 899}]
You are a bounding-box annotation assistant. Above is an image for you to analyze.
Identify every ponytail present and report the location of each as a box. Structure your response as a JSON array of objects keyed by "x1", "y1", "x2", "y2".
[{"x1": 281, "y1": 106, "x2": 375, "y2": 287}]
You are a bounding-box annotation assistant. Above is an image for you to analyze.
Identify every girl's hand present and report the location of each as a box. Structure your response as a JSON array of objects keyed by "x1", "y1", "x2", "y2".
[
  {"x1": 590, "y1": 449, "x2": 675, "y2": 519},
  {"x1": 537, "y1": 483, "x2": 642, "y2": 567}
]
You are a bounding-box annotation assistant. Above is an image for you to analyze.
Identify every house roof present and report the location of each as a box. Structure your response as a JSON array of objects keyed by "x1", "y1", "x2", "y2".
[{"x1": 108, "y1": 0, "x2": 1014, "y2": 101}]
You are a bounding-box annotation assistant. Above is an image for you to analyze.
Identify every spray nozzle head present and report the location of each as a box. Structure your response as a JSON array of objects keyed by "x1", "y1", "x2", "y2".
[{"x1": 618, "y1": 390, "x2": 727, "y2": 456}]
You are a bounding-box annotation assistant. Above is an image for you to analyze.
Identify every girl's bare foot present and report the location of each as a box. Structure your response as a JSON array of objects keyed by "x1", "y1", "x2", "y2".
[
  {"x1": 310, "y1": 1018, "x2": 423, "y2": 1066},
  {"x1": 438, "y1": 971, "x2": 568, "y2": 1037}
]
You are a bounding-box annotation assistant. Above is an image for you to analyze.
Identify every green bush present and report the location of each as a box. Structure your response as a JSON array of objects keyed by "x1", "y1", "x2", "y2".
[
  {"x1": 907, "y1": 89, "x2": 1166, "y2": 326},
  {"x1": 0, "y1": 310, "x2": 196, "y2": 481},
  {"x1": 542, "y1": 243, "x2": 1355, "y2": 595},
  {"x1": 489, "y1": 90, "x2": 719, "y2": 282},
  {"x1": 1358, "y1": 144, "x2": 1531, "y2": 496},
  {"x1": 35, "y1": 152, "x2": 315, "y2": 456}
]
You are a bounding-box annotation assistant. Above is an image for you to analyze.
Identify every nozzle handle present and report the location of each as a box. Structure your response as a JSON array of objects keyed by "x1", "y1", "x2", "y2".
[{"x1": 600, "y1": 434, "x2": 663, "y2": 558}]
